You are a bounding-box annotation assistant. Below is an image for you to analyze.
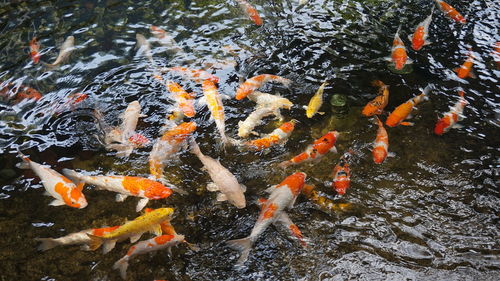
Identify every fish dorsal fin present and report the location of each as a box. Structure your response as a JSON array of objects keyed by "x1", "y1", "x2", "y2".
[
  {"x1": 240, "y1": 184, "x2": 247, "y2": 192},
  {"x1": 76, "y1": 182, "x2": 85, "y2": 192},
  {"x1": 136, "y1": 198, "x2": 149, "y2": 212},
  {"x1": 102, "y1": 239, "x2": 117, "y2": 254},
  {"x1": 130, "y1": 233, "x2": 142, "y2": 243}
]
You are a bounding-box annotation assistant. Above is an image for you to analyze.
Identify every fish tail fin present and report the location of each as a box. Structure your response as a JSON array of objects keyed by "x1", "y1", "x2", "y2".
[
  {"x1": 87, "y1": 234, "x2": 103, "y2": 251},
  {"x1": 34, "y1": 238, "x2": 59, "y2": 251},
  {"x1": 421, "y1": 84, "x2": 433, "y2": 100},
  {"x1": 430, "y1": 4, "x2": 435, "y2": 15},
  {"x1": 189, "y1": 138, "x2": 202, "y2": 156},
  {"x1": 396, "y1": 24, "x2": 402, "y2": 35},
  {"x1": 113, "y1": 257, "x2": 129, "y2": 279},
  {"x1": 278, "y1": 160, "x2": 292, "y2": 169},
  {"x1": 227, "y1": 237, "x2": 253, "y2": 265},
  {"x1": 16, "y1": 150, "x2": 31, "y2": 169}
]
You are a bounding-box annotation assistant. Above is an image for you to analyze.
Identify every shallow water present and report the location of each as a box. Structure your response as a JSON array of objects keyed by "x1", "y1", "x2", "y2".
[{"x1": 0, "y1": 0, "x2": 499, "y2": 280}]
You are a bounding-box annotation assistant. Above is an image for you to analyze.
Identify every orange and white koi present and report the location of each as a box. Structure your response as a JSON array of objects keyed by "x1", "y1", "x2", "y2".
[
  {"x1": 385, "y1": 84, "x2": 433, "y2": 127},
  {"x1": 235, "y1": 74, "x2": 291, "y2": 100},
  {"x1": 164, "y1": 67, "x2": 219, "y2": 84},
  {"x1": 88, "y1": 208, "x2": 174, "y2": 254},
  {"x1": 62, "y1": 169, "x2": 174, "y2": 212},
  {"x1": 362, "y1": 80, "x2": 390, "y2": 117},
  {"x1": 227, "y1": 172, "x2": 306, "y2": 265},
  {"x1": 190, "y1": 139, "x2": 246, "y2": 208},
  {"x1": 35, "y1": 226, "x2": 119, "y2": 251},
  {"x1": 0, "y1": 83, "x2": 42, "y2": 103},
  {"x1": 47, "y1": 36, "x2": 74, "y2": 67},
  {"x1": 332, "y1": 151, "x2": 352, "y2": 196},
  {"x1": 434, "y1": 0, "x2": 466, "y2": 24},
  {"x1": 434, "y1": 90, "x2": 467, "y2": 135},
  {"x1": 166, "y1": 81, "x2": 195, "y2": 118},
  {"x1": 17, "y1": 152, "x2": 87, "y2": 209},
  {"x1": 149, "y1": 122, "x2": 197, "y2": 181},
  {"x1": 53, "y1": 92, "x2": 89, "y2": 116},
  {"x1": 236, "y1": 0, "x2": 263, "y2": 26},
  {"x1": 202, "y1": 80, "x2": 229, "y2": 146},
  {"x1": 372, "y1": 116, "x2": 389, "y2": 164},
  {"x1": 113, "y1": 233, "x2": 185, "y2": 279},
  {"x1": 150, "y1": 25, "x2": 183, "y2": 53},
  {"x1": 454, "y1": 48, "x2": 476, "y2": 79},
  {"x1": 244, "y1": 120, "x2": 296, "y2": 150},
  {"x1": 409, "y1": 7, "x2": 434, "y2": 51},
  {"x1": 386, "y1": 26, "x2": 412, "y2": 70},
  {"x1": 279, "y1": 131, "x2": 339, "y2": 168},
  {"x1": 29, "y1": 37, "x2": 41, "y2": 64},
  {"x1": 97, "y1": 101, "x2": 148, "y2": 157}
]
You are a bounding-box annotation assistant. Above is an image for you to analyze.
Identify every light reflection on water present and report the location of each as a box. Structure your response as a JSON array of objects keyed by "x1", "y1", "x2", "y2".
[{"x1": 0, "y1": 0, "x2": 498, "y2": 280}]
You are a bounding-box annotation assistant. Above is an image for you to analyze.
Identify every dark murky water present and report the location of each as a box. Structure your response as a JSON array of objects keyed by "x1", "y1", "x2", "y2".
[{"x1": 0, "y1": 0, "x2": 499, "y2": 280}]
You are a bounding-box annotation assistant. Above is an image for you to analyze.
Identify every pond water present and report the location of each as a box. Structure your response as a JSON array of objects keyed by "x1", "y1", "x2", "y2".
[{"x1": 0, "y1": 0, "x2": 499, "y2": 280}]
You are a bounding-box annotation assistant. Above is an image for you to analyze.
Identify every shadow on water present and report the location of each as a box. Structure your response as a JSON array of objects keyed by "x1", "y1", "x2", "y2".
[{"x1": 0, "y1": 0, "x2": 499, "y2": 280}]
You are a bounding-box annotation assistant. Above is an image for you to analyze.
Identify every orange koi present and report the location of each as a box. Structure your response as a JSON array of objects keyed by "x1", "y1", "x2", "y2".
[
  {"x1": 387, "y1": 26, "x2": 413, "y2": 70},
  {"x1": 385, "y1": 84, "x2": 432, "y2": 127},
  {"x1": 409, "y1": 7, "x2": 434, "y2": 51},
  {"x1": 332, "y1": 151, "x2": 352, "y2": 196},
  {"x1": 29, "y1": 37, "x2": 41, "y2": 64},
  {"x1": 279, "y1": 131, "x2": 339, "y2": 167},
  {"x1": 454, "y1": 48, "x2": 476, "y2": 79},
  {"x1": 227, "y1": 172, "x2": 306, "y2": 265},
  {"x1": 235, "y1": 74, "x2": 291, "y2": 100},
  {"x1": 35, "y1": 226, "x2": 119, "y2": 251},
  {"x1": 165, "y1": 67, "x2": 219, "y2": 84},
  {"x1": 166, "y1": 81, "x2": 195, "y2": 118},
  {"x1": 434, "y1": 0, "x2": 466, "y2": 24},
  {"x1": 62, "y1": 169, "x2": 173, "y2": 212},
  {"x1": 372, "y1": 116, "x2": 389, "y2": 164},
  {"x1": 149, "y1": 122, "x2": 196, "y2": 181},
  {"x1": 54, "y1": 92, "x2": 89, "y2": 115},
  {"x1": 245, "y1": 120, "x2": 295, "y2": 150},
  {"x1": 434, "y1": 90, "x2": 467, "y2": 135},
  {"x1": 362, "y1": 80, "x2": 390, "y2": 117},
  {"x1": 17, "y1": 152, "x2": 87, "y2": 209},
  {"x1": 202, "y1": 80, "x2": 229, "y2": 146},
  {"x1": 236, "y1": 0, "x2": 263, "y2": 26}
]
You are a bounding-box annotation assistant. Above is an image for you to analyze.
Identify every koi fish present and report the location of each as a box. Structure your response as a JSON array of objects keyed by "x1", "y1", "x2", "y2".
[
  {"x1": 62, "y1": 169, "x2": 174, "y2": 212},
  {"x1": 454, "y1": 48, "x2": 476, "y2": 79},
  {"x1": 164, "y1": 67, "x2": 219, "y2": 84},
  {"x1": 385, "y1": 84, "x2": 433, "y2": 127},
  {"x1": 434, "y1": 0, "x2": 466, "y2": 24},
  {"x1": 17, "y1": 152, "x2": 87, "y2": 209},
  {"x1": 97, "y1": 101, "x2": 148, "y2": 157},
  {"x1": 227, "y1": 172, "x2": 306, "y2": 265},
  {"x1": 29, "y1": 37, "x2": 41, "y2": 64},
  {"x1": 202, "y1": 80, "x2": 229, "y2": 146},
  {"x1": 332, "y1": 151, "x2": 352, "y2": 196},
  {"x1": 87, "y1": 208, "x2": 174, "y2": 254},
  {"x1": 113, "y1": 234, "x2": 185, "y2": 279},
  {"x1": 279, "y1": 131, "x2": 339, "y2": 168},
  {"x1": 372, "y1": 116, "x2": 389, "y2": 164},
  {"x1": 47, "y1": 35, "x2": 75, "y2": 67},
  {"x1": 386, "y1": 26, "x2": 412, "y2": 70},
  {"x1": 236, "y1": 0, "x2": 263, "y2": 26},
  {"x1": 189, "y1": 139, "x2": 246, "y2": 208},
  {"x1": 244, "y1": 120, "x2": 296, "y2": 150},
  {"x1": 53, "y1": 92, "x2": 89, "y2": 116},
  {"x1": 35, "y1": 226, "x2": 119, "y2": 251},
  {"x1": 362, "y1": 80, "x2": 390, "y2": 117},
  {"x1": 302, "y1": 184, "x2": 353, "y2": 213},
  {"x1": 166, "y1": 81, "x2": 195, "y2": 118},
  {"x1": 409, "y1": 7, "x2": 434, "y2": 51},
  {"x1": 434, "y1": 90, "x2": 467, "y2": 135},
  {"x1": 238, "y1": 107, "x2": 276, "y2": 138},
  {"x1": 305, "y1": 81, "x2": 328, "y2": 118},
  {"x1": 235, "y1": 74, "x2": 291, "y2": 100},
  {"x1": 493, "y1": 42, "x2": 500, "y2": 69},
  {"x1": 248, "y1": 91, "x2": 293, "y2": 114},
  {"x1": 150, "y1": 25, "x2": 184, "y2": 53},
  {"x1": 149, "y1": 122, "x2": 197, "y2": 181},
  {"x1": 135, "y1": 33, "x2": 154, "y2": 64}
]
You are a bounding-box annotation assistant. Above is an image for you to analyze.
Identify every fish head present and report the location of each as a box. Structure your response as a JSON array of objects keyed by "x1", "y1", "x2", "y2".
[
  {"x1": 227, "y1": 190, "x2": 247, "y2": 209},
  {"x1": 69, "y1": 188, "x2": 88, "y2": 209},
  {"x1": 281, "y1": 172, "x2": 306, "y2": 195},
  {"x1": 334, "y1": 180, "x2": 349, "y2": 196},
  {"x1": 153, "y1": 207, "x2": 175, "y2": 221},
  {"x1": 144, "y1": 182, "x2": 173, "y2": 199},
  {"x1": 361, "y1": 104, "x2": 377, "y2": 116},
  {"x1": 434, "y1": 117, "x2": 450, "y2": 135},
  {"x1": 372, "y1": 147, "x2": 388, "y2": 164}
]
